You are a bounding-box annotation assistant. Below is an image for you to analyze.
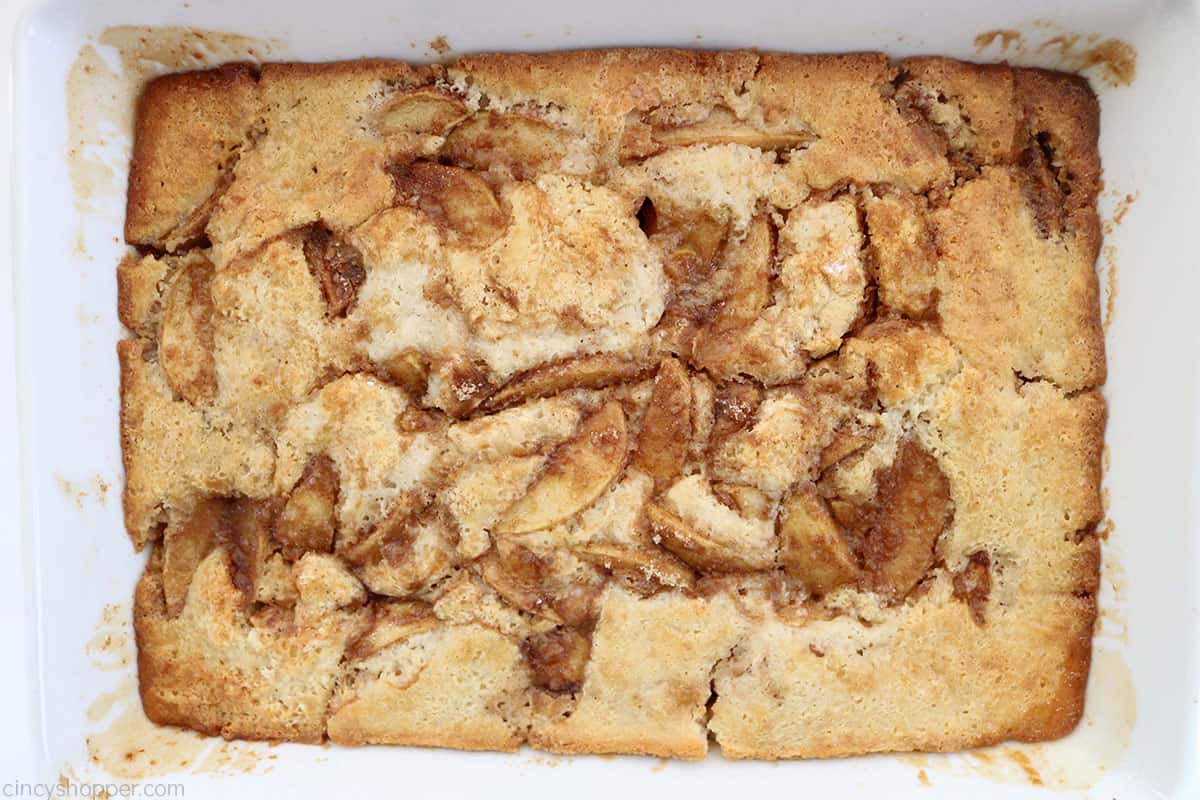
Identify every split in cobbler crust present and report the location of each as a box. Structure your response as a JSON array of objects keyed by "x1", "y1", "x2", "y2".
[{"x1": 118, "y1": 49, "x2": 1106, "y2": 759}]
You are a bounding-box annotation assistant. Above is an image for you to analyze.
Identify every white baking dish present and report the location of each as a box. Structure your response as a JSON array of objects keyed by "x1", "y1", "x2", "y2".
[{"x1": 8, "y1": 0, "x2": 1198, "y2": 796}]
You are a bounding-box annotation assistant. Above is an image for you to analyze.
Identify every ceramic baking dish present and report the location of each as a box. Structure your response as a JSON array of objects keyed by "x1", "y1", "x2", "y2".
[{"x1": 8, "y1": 0, "x2": 1198, "y2": 796}]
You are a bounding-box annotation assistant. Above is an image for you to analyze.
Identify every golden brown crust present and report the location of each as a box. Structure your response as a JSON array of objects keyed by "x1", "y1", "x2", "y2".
[
  {"x1": 708, "y1": 588, "x2": 1097, "y2": 758},
  {"x1": 126, "y1": 64, "x2": 260, "y2": 250},
  {"x1": 136, "y1": 547, "x2": 367, "y2": 742},
  {"x1": 896, "y1": 56, "x2": 1022, "y2": 166},
  {"x1": 120, "y1": 49, "x2": 1107, "y2": 760}
]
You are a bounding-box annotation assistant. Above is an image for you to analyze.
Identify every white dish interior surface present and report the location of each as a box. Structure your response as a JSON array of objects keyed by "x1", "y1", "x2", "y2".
[{"x1": 11, "y1": 0, "x2": 1199, "y2": 796}]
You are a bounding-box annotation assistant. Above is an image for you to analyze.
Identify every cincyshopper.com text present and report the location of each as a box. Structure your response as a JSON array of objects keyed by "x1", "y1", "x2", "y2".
[{"x1": 3, "y1": 781, "x2": 184, "y2": 798}]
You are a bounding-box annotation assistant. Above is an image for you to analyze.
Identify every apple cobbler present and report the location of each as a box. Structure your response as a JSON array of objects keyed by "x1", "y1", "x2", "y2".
[{"x1": 118, "y1": 50, "x2": 1105, "y2": 758}]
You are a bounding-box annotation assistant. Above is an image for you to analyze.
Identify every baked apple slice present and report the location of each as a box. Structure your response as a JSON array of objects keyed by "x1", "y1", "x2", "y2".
[
  {"x1": 346, "y1": 600, "x2": 438, "y2": 661},
  {"x1": 829, "y1": 438, "x2": 953, "y2": 599},
  {"x1": 275, "y1": 454, "x2": 338, "y2": 560},
  {"x1": 377, "y1": 349, "x2": 430, "y2": 398},
  {"x1": 225, "y1": 497, "x2": 279, "y2": 603},
  {"x1": 573, "y1": 542, "x2": 696, "y2": 591},
  {"x1": 441, "y1": 112, "x2": 572, "y2": 179},
  {"x1": 522, "y1": 628, "x2": 591, "y2": 693},
  {"x1": 391, "y1": 162, "x2": 507, "y2": 247},
  {"x1": 485, "y1": 352, "x2": 649, "y2": 411},
  {"x1": 494, "y1": 400, "x2": 627, "y2": 534},
  {"x1": 160, "y1": 497, "x2": 224, "y2": 616},
  {"x1": 653, "y1": 106, "x2": 813, "y2": 151},
  {"x1": 690, "y1": 214, "x2": 773, "y2": 373},
  {"x1": 711, "y1": 481, "x2": 774, "y2": 520},
  {"x1": 159, "y1": 259, "x2": 217, "y2": 405},
  {"x1": 645, "y1": 502, "x2": 772, "y2": 573},
  {"x1": 705, "y1": 214, "x2": 773, "y2": 333},
  {"x1": 379, "y1": 87, "x2": 469, "y2": 136},
  {"x1": 778, "y1": 484, "x2": 859, "y2": 595},
  {"x1": 479, "y1": 539, "x2": 580, "y2": 623},
  {"x1": 819, "y1": 428, "x2": 875, "y2": 471},
  {"x1": 303, "y1": 225, "x2": 366, "y2": 317},
  {"x1": 630, "y1": 357, "x2": 692, "y2": 489}
]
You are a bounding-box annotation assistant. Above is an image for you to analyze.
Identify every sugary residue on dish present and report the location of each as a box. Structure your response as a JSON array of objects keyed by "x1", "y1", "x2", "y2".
[
  {"x1": 87, "y1": 603, "x2": 129, "y2": 665},
  {"x1": 65, "y1": 27, "x2": 282, "y2": 252},
  {"x1": 1112, "y1": 192, "x2": 1138, "y2": 226},
  {"x1": 916, "y1": 768, "x2": 930, "y2": 786},
  {"x1": 1101, "y1": 547, "x2": 1128, "y2": 616},
  {"x1": 55, "y1": 473, "x2": 110, "y2": 510},
  {"x1": 973, "y1": 29, "x2": 1024, "y2": 52},
  {"x1": 78, "y1": 305, "x2": 102, "y2": 328},
  {"x1": 515, "y1": 753, "x2": 568, "y2": 768},
  {"x1": 54, "y1": 474, "x2": 86, "y2": 509},
  {"x1": 1102, "y1": 245, "x2": 1119, "y2": 334},
  {"x1": 973, "y1": 25, "x2": 1137, "y2": 88},
  {"x1": 650, "y1": 758, "x2": 669, "y2": 773},
  {"x1": 428, "y1": 35, "x2": 451, "y2": 55},
  {"x1": 1004, "y1": 750, "x2": 1043, "y2": 786},
  {"x1": 1037, "y1": 35, "x2": 1137, "y2": 88},
  {"x1": 95, "y1": 476, "x2": 111, "y2": 505},
  {"x1": 1102, "y1": 190, "x2": 1138, "y2": 236},
  {"x1": 87, "y1": 696, "x2": 215, "y2": 779},
  {"x1": 57, "y1": 763, "x2": 80, "y2": 788},
  {"x1": 1100, "y1": 189, "x2": 1135, "y2": 332},
  {"x1": 196, "y1": 739, "x2": 276, "y2": 775},
  {"x1": 87, "y1": 675, "x2": 137, "y2": 724},
  {"x1": 84, "y1": 604, "x2": 210, "y2": 778},
  {"x1": 897, "y1": 647, "x2": 1135, "y2": 790},
  {"x1": 52, "y1": 766, "x2": 97, "y2": 799},
  {"x1": 83, "y1": 601, "x2": 272, "y2": 780}
]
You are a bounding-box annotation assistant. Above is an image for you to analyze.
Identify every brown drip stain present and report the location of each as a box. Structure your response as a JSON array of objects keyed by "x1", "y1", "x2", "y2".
[
  {"x1": 66, "y1": 27, "x2": 281, "y2": 252},
  {"x1": 973, "y1": 26, "x2": 1136, "y2": 88},
  {"x1": 86, "y1": 701, "x2": 212, "y2": 779},
  {"x1": 973, "y1": 29, "x2": 1023, "y2": 52},
  {"x1": 1100, "y1": 190, "x2": 1131, "y2": 331},
  {"x1": 1004, "y1": 749, "x2": 1043, "y2": 786},
  {"x1": 916, "y1": 768, "x2": 930, "y2": 786},
  {"x1": 84, "y1": 602, "x2": 271, "y2": 779},
  {"x1": 1039, "y1": 36, "x2": 1138, "y2": 88},
  {"x1": 428, "y1": 35, "x2": 452, "y2": 55}
]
